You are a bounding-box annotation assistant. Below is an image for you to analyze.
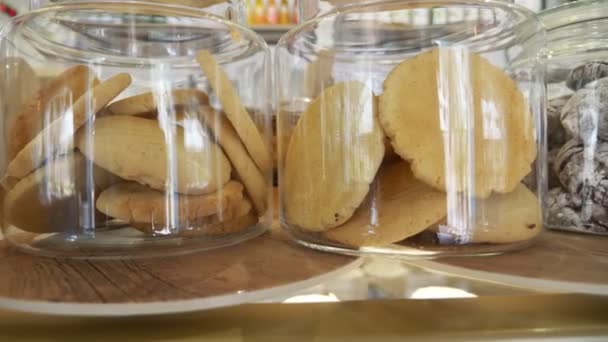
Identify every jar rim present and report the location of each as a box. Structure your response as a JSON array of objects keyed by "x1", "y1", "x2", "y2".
[
  {"x1": 537, "y1": 0, "x2": 608, "y2": 61},
  {"x1": 540, "y1": 0, "x2": 608, "y2": 31},
  {"x1": 278, "y1": 0, "x2": 542, "y2": 55},
  {"x1": 1, "y1": 0, "x2": 267, "y2": 67}
]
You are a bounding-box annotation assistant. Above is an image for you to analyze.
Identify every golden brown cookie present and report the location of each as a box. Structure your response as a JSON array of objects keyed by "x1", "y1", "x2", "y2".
[
  {"x1": 324, "y1": 161, "x2": 446, "y2": 247},
  {"x1": 96, "y1": 180, "x2": 244, "y2": 228},
  {"x1": 129, "y1": 107, "x2": 187, "y2": 121},
  {"x1": 8, "y1": 65, "x2": 99, "y2": 161},
  {"x1": 197, "y1": 106, "x2": 268, "y2": 215},
  {"x1": 0, "y1": 176, "x2": 19, "y2": 192},
  {"x1": 466, "y1": 183, "x2": 541, "y2": 243},
  {"x1": 283, "y1": 81, "x2": 385, "y2": 232},
  {"x1": 107, "y1": 89, "x2": 209, "y2": 116},
  {"x1": 130, "y1": 198, "x2": 254, "y2": 236},
  {"x1": 0, "y1": 58, "x2": 39, "y2": 155},
  {"x1": 76, "y1": 115, "x2": 231, "y2": 195},
  {"x1": 379, "y1": 48, "x2": 536, "y2": 198},
  {"x1": 7, "y1": 73, "x2": 131, "y2": 179},
  {"x1": 4, "y1": 152, "x2": 117, "y2": 234},
  {"x1": 196, "y1": 50, "x2": 272, "y2": 174},
  {"x1": 137, "y1": 211, "x2": 258, "y2": 237},
  {"x1": 193, "y1": 212, "x2": 258, "y2": 236},
  {"x1": 179, "y1": 198, "x2": 256, "y2": 236}
]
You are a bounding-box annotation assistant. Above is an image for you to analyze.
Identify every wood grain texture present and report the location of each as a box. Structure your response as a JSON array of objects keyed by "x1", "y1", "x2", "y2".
[
  {"x1": 0, "y1": 230, "x2": 353, "y2": 304},
  {"x1": 0, "y1": 295, "x2": 607, "y2": 341},
  {"x1": 437, "y1": 230, "x2": 608, "y2": 285}
]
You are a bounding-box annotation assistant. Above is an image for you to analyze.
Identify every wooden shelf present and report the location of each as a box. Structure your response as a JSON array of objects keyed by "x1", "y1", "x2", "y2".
[
  {"x1": 251, "y1": 25, "x2": 295, "y2": 45},
  {"x1": 412, "y1": 230, "x2": 608, "y2": 295}
]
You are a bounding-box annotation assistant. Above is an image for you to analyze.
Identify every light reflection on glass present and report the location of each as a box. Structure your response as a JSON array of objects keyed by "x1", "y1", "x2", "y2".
[
  {"x1": 283, "y1": 293, "x2": 340, "y2": 303},
  {"x1": 182, "y1": 117, "x2": 208, "y2": 151},
  {"x1": 154, "y1": 77, "x2": 180, "y2": 233},
  {"x1": 481, "y1": 99, "x2": 504, "y2": 140},
  {"x1": 410, "y1": 286, "x2": 477, "y2": 299},
  {"x1": 42, "y1": 89, "x2": 75, "y2": 202},
  {"x1": 437, "y1": 48, "x2": 475, "y2": 243}
]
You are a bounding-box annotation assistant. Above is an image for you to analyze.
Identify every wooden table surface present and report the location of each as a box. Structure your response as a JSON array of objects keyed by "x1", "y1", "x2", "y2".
[
  {"x1": 0, "y1": 294, "x2": 606, "y2": 341},
  {"x1": 0, "y1": 228, "x2": 357, "y2": 315},
  {"x1": 413, "y1": 230, "x2": 608, "y2": 295}
]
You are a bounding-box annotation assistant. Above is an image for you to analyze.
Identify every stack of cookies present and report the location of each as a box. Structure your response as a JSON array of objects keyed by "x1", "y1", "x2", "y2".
[
  {"x1": 2, "y1": 51, "x2": 270, "y2": 237},
  {"x1": 282, "y1": 48, "x2": 542, "y2": 248}
]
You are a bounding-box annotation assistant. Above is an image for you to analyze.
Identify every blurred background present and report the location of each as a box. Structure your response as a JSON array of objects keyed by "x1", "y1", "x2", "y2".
[{"x1": 0, "y1": 0, "x2": 585, "y2": 34}]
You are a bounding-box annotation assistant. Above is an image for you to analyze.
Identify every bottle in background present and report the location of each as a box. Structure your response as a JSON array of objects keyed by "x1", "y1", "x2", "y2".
[
  {"x1": 247, "y1": 0, "x2": 254, "y2": 23},
  {"x1": 279, "y1": 0, "x2": 289, "y2": 24},
  {"x1": 292, "y1": 0, "x2": 299, "y2": 23},
  {"x1": 267, "y1": 0, "x2": 278, "y2": 24},
  {"x1": 252, "y1": 0, "x2": 266, "y2": 24}
]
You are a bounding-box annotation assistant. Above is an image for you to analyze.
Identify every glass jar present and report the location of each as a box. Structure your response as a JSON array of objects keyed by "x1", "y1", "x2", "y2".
[
  {"x1": 276, "y1": 0, "x2": 546, "y2": 257},
  {"x1": 29, "y1": 0, "x2": 248, "y2": 25},
  {"x1": 539, "y1": 0, "x2": 608, "y2": 236},
  {"x1": 298, "y1": 0, "x2": 515, "y2": 24},
  {"x1": 0, "y1": 1, "x2": 272, "y2": 258}
]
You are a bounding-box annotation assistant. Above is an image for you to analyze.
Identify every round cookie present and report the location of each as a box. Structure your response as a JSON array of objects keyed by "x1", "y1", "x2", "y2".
[
  {"x1": 379, "y1": 48, "x2": 536, "y2": 198},
  {"x1": 180, "y1": 198, "x2": 257, "y2": 236},
  {"x1": 195, "y1": 213, "x2": 258, "y2": 236},
  {"x1": 132, "y1": 107, "x2": 187, "y2": 121},
  {"x1": 467, "y1": 183, "x2": 542, "y2": 243},
  {"x1": 107, "y1": 89, "x2": 209, "y2": 116},
  {"x1": 8, "y1": 65, "x2": 99, "y2": 161},
  {"x1": 131, "y1": 198, "x2": 255, "y2": 236},
  {"x1": 76, "y1": 115, "x2": 231, "y2": 195},
  {"x1": 197, "y1": 106, "x2": 268, "y2": 215},
  {"x1": 96, "y1": 180, "x2": 244, "y2": 227},
  {"x1": 324, "y1": 161, "x2": 446, "y2": 247},
  {"x1": 196, "y1": 50, "x2": 272, "y2": 174},
  {"x1": 1, "y1": 58, "x2": 40, "y2": 157},
  {"x1": 3, "y1": 153, "x2": 116, "y2": 234},
  {"x1": 7, "y1": 73, "x2": 131, "y2": 179},
  {"x1": 283, "y1": 81, "x2": 385, "y2": 232}
]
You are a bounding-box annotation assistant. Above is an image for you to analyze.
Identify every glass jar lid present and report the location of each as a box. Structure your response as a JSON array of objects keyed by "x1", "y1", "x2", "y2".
[
  {"x1": 4, "y1": 1, "x2": 265, "y2": 68},
  {"x1": 540, "y1": 0, "x2": 608, "y2": 59}
]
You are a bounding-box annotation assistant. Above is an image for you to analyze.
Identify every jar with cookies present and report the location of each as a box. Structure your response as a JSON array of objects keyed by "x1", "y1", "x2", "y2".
[
  {"x1": 0, "y1": 1, "x2": 272, "y2": 258},
  {"x1": 276, "y1": 0, "x2": 546, "y2": 257},
  {"x1": 536, "y1": 0, "x2": 608, "y2": 236}
]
